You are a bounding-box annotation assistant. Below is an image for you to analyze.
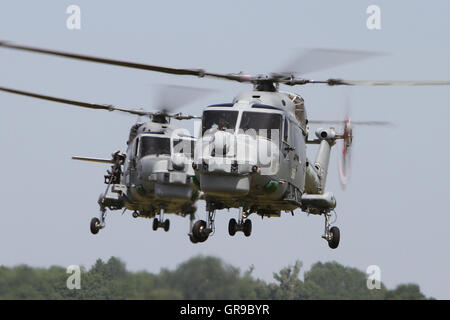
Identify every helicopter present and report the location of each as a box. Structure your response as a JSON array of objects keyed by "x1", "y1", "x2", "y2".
[
  {"x1": 1, "y1": 41, "x2": 449, "y2": 248},
  {"x1": 0, "y1": 85, "x2": 204, "y2": 238}
]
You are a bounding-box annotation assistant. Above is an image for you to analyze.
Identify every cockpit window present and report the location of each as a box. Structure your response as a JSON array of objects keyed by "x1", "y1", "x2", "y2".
[
  {"x1": 173, "y1": 138, "x2": 195, "y2": 158},
  {"x1": 239, "y1": 112, "x2": 282, "y2": 140},
  {"x1": 139, "y1": 136, "x2": 170, "y2": 157},
  {"x1": 202, "y1": 110, "x2": 238, "y2": 135}
]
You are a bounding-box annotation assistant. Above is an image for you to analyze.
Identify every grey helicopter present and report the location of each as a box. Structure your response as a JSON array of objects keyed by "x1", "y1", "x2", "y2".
[
  {"x1": 0, "y1": 85, "x2": 206, "y2": 237},
  {"x1": 1, "y1": 41, "x2": 449, "y2": 248}
]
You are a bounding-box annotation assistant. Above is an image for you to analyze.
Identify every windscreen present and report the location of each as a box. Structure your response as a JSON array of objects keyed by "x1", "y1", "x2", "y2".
[
  {"x1": 202, "y1": 110, "x2": 238, "y2": 135},
  {"x1": 139, "y1": 136, "x2": 171, "y2": 157},
  {"x1": 239, "y1": 112, "x2": 282, "y2": 140}
]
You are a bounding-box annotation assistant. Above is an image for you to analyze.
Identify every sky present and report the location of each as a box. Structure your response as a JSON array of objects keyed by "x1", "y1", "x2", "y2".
[{"x1": 0, "y1": 1, "x2": 449, "y2": 299}]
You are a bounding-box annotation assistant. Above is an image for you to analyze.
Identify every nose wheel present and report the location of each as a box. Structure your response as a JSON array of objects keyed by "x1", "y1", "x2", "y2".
[
  {"x1": 321, "y1": 212, "x2": 340, "y2": 249},
  {"x1": 152, "y1": 209, "x2": 170, "y2": 232},
  {"x1": 152, "y1": 218, "x2": 170, "y2": 232},
  {"x1": 228, "y1": 208, "x2": 252, "y2": 237},
  {"x1": 228, "y1": 218, "x2": 252, "y2": 237}
]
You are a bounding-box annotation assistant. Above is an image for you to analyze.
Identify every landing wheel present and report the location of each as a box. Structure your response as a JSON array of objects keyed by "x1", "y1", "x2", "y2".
[
  {"x1": 152, "y1": 218, "x2": 159, "y2": 231},
  {"x1": 132, "y1": 211, "x2": 139, "y2": 218},
  {"x1": 189, "y1": 234, "x2": 198, "y2": 244},
  {"x1": 90, "y1": 217, "x2": 101, "y2": 235},
  {"x1": 163, "y1": 219, "x2": 170, "y2": 232},
  {"x1": 328, "y1": 226, "x2": 340, "y2": 249},
  {"x1": 192, "y1": 220, "x2": 208, "y2": 242},
  {"x1": 243, "y1": 219, "x2": 252, "y2": 237},
  {"x1": 228, "y1": 218, "x2": 237, "y2": 236}
]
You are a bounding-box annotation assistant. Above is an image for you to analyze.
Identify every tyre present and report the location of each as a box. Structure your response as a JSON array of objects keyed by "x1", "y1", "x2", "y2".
[
  {"x1": 228, "y1": 218, "x2": 237, "y2": 236},
  {"x1": 152, "y1": 218, "x2": 159, "y2": 231},
  {"x1": 328, "y1": 226, "x2": 340, "y2": 249},
  {"x1": 192, "y1": 220, "x2": 208, "y2": 242},
  {"x1": 189, "y1": 234, "x2": 198, "y2": 244},
  {"x1": 243, "y1": 219, "x2": 252, "y2": 237},
  {"x1": 90, "y1": 217, "x2": 100, "y2": 235},
  {"x1": 163, "y1": 219, "x2": 170, "y2": 232}
]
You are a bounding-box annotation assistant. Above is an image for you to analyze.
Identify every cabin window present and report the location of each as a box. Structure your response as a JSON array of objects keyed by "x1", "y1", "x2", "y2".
[
  {"x1": 134, "y1": 138, "x2": 139, "y2": 157},
  {"x1": 202, "y1": 110, "x2": 239, "y2": 135},
  {"x1": 239, "y1": 112, "x2": 282, "y2": 140},
  {"x1": 139, "y1": 136, "x2": 170, "y2": 157},
  {"x1": 284, "y1": 118, "x2": 289, "y2": 142},
  {"x1": 173, "y1": 138, "x2": 195, "y2": 158}
]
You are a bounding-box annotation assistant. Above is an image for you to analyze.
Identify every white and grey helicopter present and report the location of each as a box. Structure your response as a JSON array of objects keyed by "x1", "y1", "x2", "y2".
[
  {"x1": 0, "y1": 85, "x2": 204, "y2": 237},
  {"x1": 1, "y1": 42, "x2": 449, "y2": 248}
]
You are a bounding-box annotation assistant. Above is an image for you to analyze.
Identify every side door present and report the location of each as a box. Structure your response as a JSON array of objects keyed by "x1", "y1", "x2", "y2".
[
  {"x1": 125, "y1": 137, "x2": 139, "y2": 186},
  {"x1": 281, "y1": 117, "x2": 295, "y2": 181},
  {"x1": 291, "y1": 123, "x2": 306, "y2": 192}
]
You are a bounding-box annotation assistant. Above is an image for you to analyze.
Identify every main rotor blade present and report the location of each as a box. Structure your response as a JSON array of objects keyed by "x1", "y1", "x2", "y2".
[
  {"x1": 331, "y1": 79, "x2": 450, "y2": 86},
  {"x1": 0, "y1": 41, "x2": 249, "y2": 83},
  {"x1": 0, "y1": 86, "x2": 147, "y2": 116},
  {"x1": 309, "y1": 120, "x2": 393, "y2": 126},
  {"x1": 278, "y1": 48, "x2": 385, "y2": 75},
  {"x1": 298, "y1": 79, "x2": 450, "y2": 86},
  {"x1": 152, "y1": 84, "x2": 218, "y2": 112},
  {"x1": 72, "y1": 156, "x2": 114, "y2": 164}
]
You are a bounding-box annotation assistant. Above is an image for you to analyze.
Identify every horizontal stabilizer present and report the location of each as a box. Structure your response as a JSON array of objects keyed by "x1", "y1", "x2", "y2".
[{"x1": 72, "y1": 156, "x2": 114, "y2": 164}]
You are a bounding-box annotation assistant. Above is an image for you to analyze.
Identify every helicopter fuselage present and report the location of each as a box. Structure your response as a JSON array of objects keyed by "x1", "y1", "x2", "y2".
[
  {"x1": 193, "y1": 90, "x2": 335, "y2": 217},
  {"x1": 106, "y1": 120, "x2": 198, "y2": 217}
]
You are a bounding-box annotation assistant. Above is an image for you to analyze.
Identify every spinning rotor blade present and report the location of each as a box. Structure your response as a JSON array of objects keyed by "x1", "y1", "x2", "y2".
[
  {"x1": 0, "y1": 86, "x2": 202, "y2": 120},
  {"x1": 72, "y1": 157, "x2": 114, "y2": 164},
  {"x1": 311, "y1": 79, "x2": 450, "y2": 86},
  {"x1": 0, "y1": 41, "x2": 248, "y2": 83},
  {"x1": 0, "y1": 86, "x2": 147, "y2": 116},
  {"x1": 152, "y1": 84, "x2": 217, "y2": 113},
  {"x1": 278, "y1": 48, "x2": 385, "y2": 75},
  {"x1": 2, "y1": 41, "x2": 449, "y2": 88},
  {"x1": 279, "y1": 78, "x2": 450, "y2": 87}
]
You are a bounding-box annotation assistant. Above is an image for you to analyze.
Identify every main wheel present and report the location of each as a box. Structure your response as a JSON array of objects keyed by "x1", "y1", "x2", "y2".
[
  {"x1": 228, "y1": 218, "x2": 237, "y2": 236},
  {"x1": 192, "y1": 220, "x2": 208, "y2": 242},
  {"x1": 152, "y1": 218, "x2": 159, "y2": 231},
  {"x1": 189, "y1": 234, "x2": 198, "y2": 244},
  {"x1": 243, "y1": 219, "x2": 252, "y2": 237},
  {"x1": 163, "y1": 219, "x2": 170, "y2": 232},
  {"x1": 90, "y1": 217, "x2": 100, "y2": 235},
  {"x1": 328, "y1": 226, "x2": 340, "y2": 249}
]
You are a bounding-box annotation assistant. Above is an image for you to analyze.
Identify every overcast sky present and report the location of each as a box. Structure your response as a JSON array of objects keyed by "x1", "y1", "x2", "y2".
[{"x1": 0, "y1": 0, "x2": 449, "y2": 299}]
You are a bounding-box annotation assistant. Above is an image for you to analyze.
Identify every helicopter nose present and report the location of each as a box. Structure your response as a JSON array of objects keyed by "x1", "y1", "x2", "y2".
[
  {"x1": 212, "y1": 130, "x2": 232, "y2": 156},
  {"x1": 200, "y1": 175, "x2": 250, "y2": 197},
  {"x1": 138, "y1": 156, "x2": 169, "y2": 178}
]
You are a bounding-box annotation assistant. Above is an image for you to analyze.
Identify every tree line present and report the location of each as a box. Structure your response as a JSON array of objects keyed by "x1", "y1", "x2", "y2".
[{"x1": 0, "y1": 256, "x2": 430, "y2": 299}]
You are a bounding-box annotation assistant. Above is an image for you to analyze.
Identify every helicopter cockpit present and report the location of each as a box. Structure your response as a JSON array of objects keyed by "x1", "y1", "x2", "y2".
[
  {"x1": 138, "y1": 136, "x2": 171, "y2": 157},
  {"x1": 202, "y1": 110, "x2": 238, "y2": 135},
  {"x1": 238, "y1": 111, "x2": 282, "y2": 141},
  {"x1": 136, "y1": 135, "x2": 195, "y2": 159},
  {"x1": 201, "y1": 108, "x2": 282, "y2": 142}
]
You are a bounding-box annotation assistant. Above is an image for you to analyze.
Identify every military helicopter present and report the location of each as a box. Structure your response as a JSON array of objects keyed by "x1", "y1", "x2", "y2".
[
  {"x1": 1, "y1": 42, "x2": 449, "y2": 248},
  {"x1": 0, "y1": 85, "x2": 205, "y2": 238}
]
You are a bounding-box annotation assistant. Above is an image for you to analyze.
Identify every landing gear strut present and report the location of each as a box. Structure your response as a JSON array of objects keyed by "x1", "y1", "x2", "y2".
[
  {"x1": 321, "y1": 211, "x2": 340, "y2": 249},
  {"x1": 152, "y1": 209, "x2": 170, "y2": 232},
  {"x1": 228, "y1": 209, "x2": 252, "y2": 237},
  {"x1": 90, "y1": 207, "x2": 106, "y2": 235}
]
